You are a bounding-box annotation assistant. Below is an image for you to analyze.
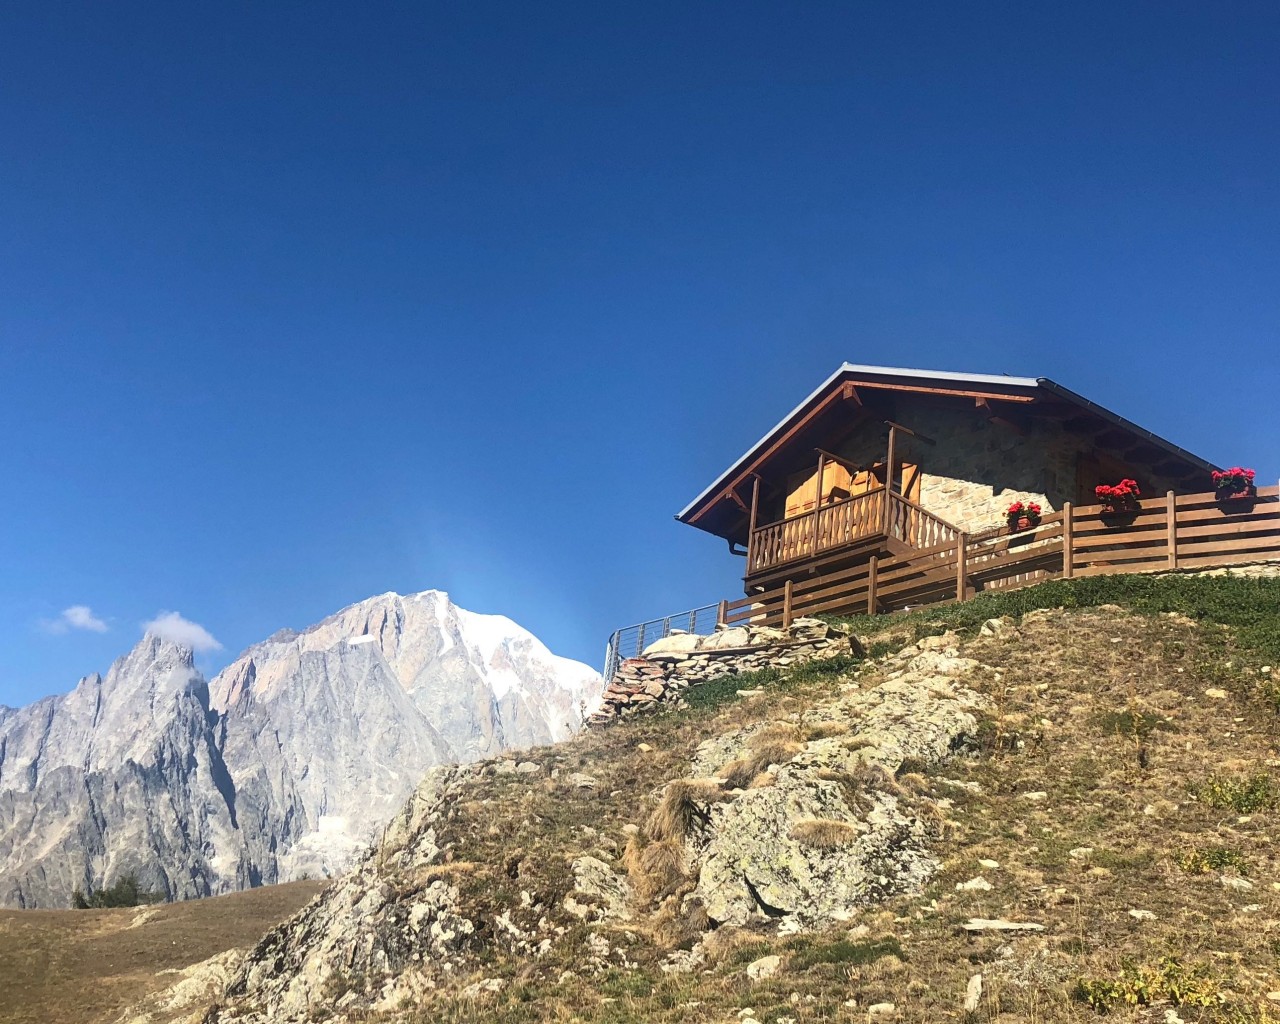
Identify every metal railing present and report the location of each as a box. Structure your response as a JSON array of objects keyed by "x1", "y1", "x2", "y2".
[{"x1": 602, "y1": 603, "x2": 721, "y2": 680}]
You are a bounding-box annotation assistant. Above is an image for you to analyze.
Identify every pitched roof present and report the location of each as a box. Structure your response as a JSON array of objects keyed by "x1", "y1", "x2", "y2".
[{"x1": 677, "y1": 363, "x2": 1218, "y2": 524}]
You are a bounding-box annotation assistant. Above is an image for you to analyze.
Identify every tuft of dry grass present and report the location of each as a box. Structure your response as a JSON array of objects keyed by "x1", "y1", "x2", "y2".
[
  {"x1": 650, "y1": 893, "x2": 709, "y2": 950},
  {"x1": 789, "y1": 818, "x2": 860, "y2": 849},
  {"x1": 644, "y1": 779, "x2": 725, "y2": 844},
  {"x1": 717, "y1": 739, "x2": 802, "y2": 790},
  {"x1": 628, "y1": 838, "x2": 687, "y2": 905},
  {"x1": 802, "y1": 720, "x2": 851, "y2": 740}
]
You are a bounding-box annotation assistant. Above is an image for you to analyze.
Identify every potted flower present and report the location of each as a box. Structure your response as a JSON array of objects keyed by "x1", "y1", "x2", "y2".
[
  {"x1": 1212, "y1": 466, "x2": 1256, "y2": 501},
  {"x1": 1095, "y1": 478, "x2": 1141, "y2": 515},
  {"x1": 1006, "y1": 500, "x2": 1042, "y2": 531}
]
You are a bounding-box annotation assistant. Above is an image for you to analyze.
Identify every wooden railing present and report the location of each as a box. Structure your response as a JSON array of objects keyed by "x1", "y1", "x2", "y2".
[
  {"x1": 886, "y1": 492, "x2": 962, "y2": 553},
  {"x1": 747, "y1": 488, "x2": 964, "y2": 575},
  {"x1": 722, "y1": 486, "x2": 1280, "y2": 629},
  {"x1": 748, "y1": 487, "x2": 888, "y2": 574}
]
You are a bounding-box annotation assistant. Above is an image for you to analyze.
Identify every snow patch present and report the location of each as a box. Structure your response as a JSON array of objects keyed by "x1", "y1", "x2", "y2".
[{"x1": 346, "y1": 635, "x2": 376, "y2": 646}]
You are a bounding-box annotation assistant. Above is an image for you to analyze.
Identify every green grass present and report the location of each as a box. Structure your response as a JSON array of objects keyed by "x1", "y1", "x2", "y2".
[
  {"x1": 1177, "y1": 846, "x2": 1250, "y2": 875},
  {"x1": 829, "y1": 573, "x2": 1280, "y2": 664},
  {"x1": 785, "y1": 936, "x2": 903, "y2": 971},
  {"x1": 678, "y1": 653, "x2": 862, "y2": 713}
]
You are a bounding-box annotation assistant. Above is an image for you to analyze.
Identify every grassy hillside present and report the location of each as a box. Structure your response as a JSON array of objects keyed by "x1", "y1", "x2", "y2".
[
  {"x1": 0, "y1": 880, "x2": 324, "y2": 1024},
  {"x1": 394, "y1": 573, "x2": 1280, "y2": 1024}
]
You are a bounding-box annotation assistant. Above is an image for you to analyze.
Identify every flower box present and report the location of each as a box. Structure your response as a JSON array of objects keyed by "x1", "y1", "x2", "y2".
[
  {"x1": 1212, "y1": 467, "x2": 1256, "y2": 502},
  {"x1": 1005, "y1": 500, "x2": 1042, "y2": 532},
  {"x1": 1095, "y1": 479, "x2": 1141, "y2": 517}
]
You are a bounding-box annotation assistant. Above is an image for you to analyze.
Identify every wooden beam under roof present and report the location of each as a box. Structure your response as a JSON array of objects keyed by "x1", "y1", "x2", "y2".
[
  {"x1": 848, "y1": 380, "x2": 1038, "y2": 402},
  {"x1": 975, "y1": 397, "x2": 1026, "y2": 436}
]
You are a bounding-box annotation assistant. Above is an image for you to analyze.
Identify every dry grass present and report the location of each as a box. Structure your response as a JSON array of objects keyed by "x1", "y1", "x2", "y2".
[
  {"x1": 789, "y1": 817, "x2": 860, "y2": 849},
  {"x1": 717, "y1": 738, "x2": 802, "y2": 790},
  {"x1": 0, "y1": 880, "x2": 323, "y2": 1024},
  {"x1": 643, "y1": 778, "x2": 725, "y2": 843},
  {"x1": 801, "y1": 719, "x2": 851, "y2": 740},
  {"x1": 623, "y1": 837, "x2": 687, "y2": 905}
]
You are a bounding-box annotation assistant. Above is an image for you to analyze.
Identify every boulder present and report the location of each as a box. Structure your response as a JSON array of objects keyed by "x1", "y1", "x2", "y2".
[
  {"x1": 642, "y1": 633, "x2": 704, "y2": 657},
  {"x1": 746, "y1": 954, "x2": 782, "y2": 981},
  {"x1": 746, "y1": 625, "x2": 789, "y2": 646},
  {"x1": 700, "y1": 626, "x2": 751, "y2": 650},
  {"x1": 563, "y1": 856, "x2": 631, "y2": 921},
  {"x1": 787, "y1": 617, "x2": 829, "y2": 642}
]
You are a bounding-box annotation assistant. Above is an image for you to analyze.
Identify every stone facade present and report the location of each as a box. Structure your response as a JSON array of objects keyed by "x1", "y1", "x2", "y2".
[
  {"x1": 767, "y1": 396, "x2": 1192, "y2": 535},
  {"x1": 586, "y1": 618, "x2": 861, "y2": 727}
]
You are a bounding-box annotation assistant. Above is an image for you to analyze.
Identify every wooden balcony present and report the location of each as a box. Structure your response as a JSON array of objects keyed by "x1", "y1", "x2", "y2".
[{"x1": 746, "y1": 486, "x2": 961, "y2": 577}]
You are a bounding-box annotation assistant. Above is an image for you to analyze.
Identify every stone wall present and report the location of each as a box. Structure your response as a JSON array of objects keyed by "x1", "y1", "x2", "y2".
[
  {"x1": 586, "y1": 618, "x2": 861, "y2": 727},
  {"x1": 814, "y1": 397, "x2": 1190, "y2": 535}
]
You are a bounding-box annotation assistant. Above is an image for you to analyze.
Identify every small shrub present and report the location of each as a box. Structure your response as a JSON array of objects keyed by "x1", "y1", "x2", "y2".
[
  {"x1": 866, "y1": 640, "x2": 896, "y2": 660},
  {"x1": 1177, "y1": 846, "x2": 1249, "y2": 875},
  {"x1": 1191, "y1": 773, "x2": 1280, "y2": 813},
  {"x1": 71, "y1": 873, "x2": 163, "y2": 909},
  {"x1": 1074, "y1": 957, "x2": 1222, "y2": 1013}
]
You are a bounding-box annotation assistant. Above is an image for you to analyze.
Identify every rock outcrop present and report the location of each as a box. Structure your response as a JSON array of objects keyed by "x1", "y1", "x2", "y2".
[
  {"x1": 684, "y1": 635, "x2": 985, "y2": 926},
  {"x1": 0, "y1": 591, "x2": 601, "y2": 908}
]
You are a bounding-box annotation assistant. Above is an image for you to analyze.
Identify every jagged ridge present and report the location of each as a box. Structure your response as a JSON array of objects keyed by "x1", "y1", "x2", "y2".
[{"x1": 0, "y1": 591, "x2": 601, "y2": 908}]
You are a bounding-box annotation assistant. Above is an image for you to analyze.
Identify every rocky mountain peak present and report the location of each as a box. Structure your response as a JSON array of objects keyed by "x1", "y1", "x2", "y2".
[{"x1": 0, "y1": 590, "x2": 602, "y2": 907}]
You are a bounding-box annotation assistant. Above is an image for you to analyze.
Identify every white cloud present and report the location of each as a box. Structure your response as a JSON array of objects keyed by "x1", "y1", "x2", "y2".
[
  {"x1": 142, "y1": 611, "x2": 223, "y2": 653},
  {"x1": 42, "y1": 605, "x2": 109, "y2": 635}
]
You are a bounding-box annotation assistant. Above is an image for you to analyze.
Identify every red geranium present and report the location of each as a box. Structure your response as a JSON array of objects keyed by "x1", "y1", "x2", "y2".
[
  {"x1": 1006, "y1": 500, "x2": 1042, "y2": 528},
  {"x1": 1212, "y1": 467, "x2": 1255, "y2": 495},
  {"x1": 1095, "y1": 479, "x2": 1141, "y2": 511}
]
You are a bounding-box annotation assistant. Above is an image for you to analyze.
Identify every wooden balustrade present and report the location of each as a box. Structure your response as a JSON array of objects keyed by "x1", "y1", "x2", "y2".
[{"x1": 748, "y1": 487, "x2": 888, "y2": 574}]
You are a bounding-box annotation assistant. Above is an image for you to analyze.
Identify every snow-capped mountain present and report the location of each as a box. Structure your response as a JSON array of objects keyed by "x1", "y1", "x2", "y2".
[{"x1": 0, "y1": 591, "x2": 601, "y2": 908}]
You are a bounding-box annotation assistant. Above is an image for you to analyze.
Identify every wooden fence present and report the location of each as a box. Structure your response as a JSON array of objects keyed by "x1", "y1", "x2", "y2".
[{"x1": 717, "y1": 486, "x2": 1280, "y2": 629}]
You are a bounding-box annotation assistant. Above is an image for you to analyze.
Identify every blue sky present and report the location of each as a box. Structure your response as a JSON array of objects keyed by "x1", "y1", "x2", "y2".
[{"x1": 1, "y1": 2, "x2": 1277, "y2": 705}]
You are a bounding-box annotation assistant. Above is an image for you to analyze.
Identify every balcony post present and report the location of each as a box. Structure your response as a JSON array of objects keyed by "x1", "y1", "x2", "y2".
[
  {"x1": 881, "y1": 424, "x2": 897, "y2": 535},
  {"x1": 746, "y1": 475, "x2": 761, "y2": 572},
  {"x1": 811, "y1": 453, "x2": 826, "y2": 556},
  {"x1": 1062, "y1": 501, "x2": 1074, "y2": 578}
]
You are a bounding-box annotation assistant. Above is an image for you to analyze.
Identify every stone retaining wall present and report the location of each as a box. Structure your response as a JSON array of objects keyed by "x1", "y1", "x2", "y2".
[{"x1": 586, "y1": 618, "x2": 862, "y2": 727}]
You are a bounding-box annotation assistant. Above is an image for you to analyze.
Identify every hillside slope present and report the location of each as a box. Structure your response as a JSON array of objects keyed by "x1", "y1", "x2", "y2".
[
  {"x1": 0, "y1": 880, "x2": 324, "y2": 1024},
  {"x1": 62, "y1": 576, "x2": 1280, "y2": 1021}
]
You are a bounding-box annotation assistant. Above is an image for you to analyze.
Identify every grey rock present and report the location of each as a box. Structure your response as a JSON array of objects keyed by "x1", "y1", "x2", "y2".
[
  {"x1": 964, "y1": 973, "x2": 983, "y2": 1012},
  {"x1": 700, "y1": 626, "x2": 750, "y2": 650},
  {"x1": 563, "y1": 855, "x2": 631, "y2": 921},
  {"x1": 641, "y1": 633, "x2": 703, "y2": 656},
  {"x1": 746, "y1": 954, "x2": 782, "y2": 980}
]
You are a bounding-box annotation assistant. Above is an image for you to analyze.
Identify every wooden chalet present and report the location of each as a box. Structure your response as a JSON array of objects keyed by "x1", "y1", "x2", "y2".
[
  {"x1": 674, "y1": 364, "x2": 1264, "y2": 620},
  {"x1": 600, "y1": 364, "x2": 1277, "y2": 676}
]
